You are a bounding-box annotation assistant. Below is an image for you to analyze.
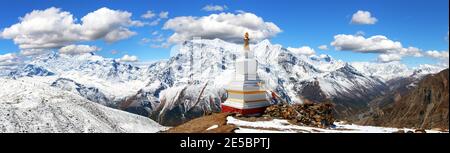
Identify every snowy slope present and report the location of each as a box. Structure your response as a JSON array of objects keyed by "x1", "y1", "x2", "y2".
[
  {"x1": 227, "y1": 116, "x2": 444, "y2": 133},
  {"x1": 0, "y1": 77, "x2": 166, "y2": 133},
  {"x1": 6, "y1": 52, "x2": 151, "y2": 116}
]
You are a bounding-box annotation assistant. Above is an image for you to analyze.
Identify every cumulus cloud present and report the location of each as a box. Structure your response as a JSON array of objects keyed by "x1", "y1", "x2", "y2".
[
  {"x1": 103, "y1": 27, "x2": 137, "y2": 43},
  {"x1": 287, "y1": 46, "x2": 316, "y2": 56},
  {"x1": 331, "y1": 34, "x2": 404, "y2": 53},
  {"x1": 0, "y1": 53, "x2": 17, "y2": 62},
  {"x1": 20, "y1": 49, "x2": 51, "y2": 56},
  {"x1": 331, "y1": 33, "x2": 449, "y2": 63},
  {"x1": 163, "y1": 12, "x2": 281, "y2": 43},
  {"x1": 141, "y1": 10, "x2": 156, "y2": 19},
  {"x1": 377, "y1": 54, "x2": 402, "y2": 63},
  {"x1": 159, "y1": 11, "x2": 169, "y2": 19},
  {"x1": 202, "y1": 4, "x2": 228, "y2": 12},
  {"x1": 1, "y1": 7, "x2": 139, "y2": 55},
  {"x1": 351, "y1": 10, "x2": 377, "y2": 25},
  {"x1": 117, "y1": 54, "x2": 138, "y2": 62},
  {"x1": 59, "y1": 45, "x2": 101, "y2": 55},
  {"x1": 318, "y1": 45, "x2": 328, "y2": 50},
  {"x1": 332, "y1": 34, "x2": 424, "y2": 57},
  {"x1": 425, "y1": 50, "x2": 449, "y2": 60},
  {"x1": 79, "y1": 7, "x2": 138, "y2": 41},
  {"x1": 0, "y1": 53, "x2": 19, "y2": 66}
]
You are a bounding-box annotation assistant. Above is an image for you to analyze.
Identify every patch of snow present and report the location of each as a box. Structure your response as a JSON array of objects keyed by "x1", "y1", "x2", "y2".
[
  {"x1": 227, "y1": 116, "x2": 444, "y2": 133},
  {"x1": 206, "y1": 125, "x2": 219, "y2": 131}
]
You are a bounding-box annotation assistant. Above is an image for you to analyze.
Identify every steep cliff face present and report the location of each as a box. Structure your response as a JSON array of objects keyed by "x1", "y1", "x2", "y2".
[{"x1": 360, "y1": 69, "x2": 449, "y2": 129}]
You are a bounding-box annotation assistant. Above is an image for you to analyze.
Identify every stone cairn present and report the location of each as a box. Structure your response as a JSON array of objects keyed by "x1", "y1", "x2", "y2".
[{"x1": 263, "y1": 103, "x2": 335, "y2": 128}]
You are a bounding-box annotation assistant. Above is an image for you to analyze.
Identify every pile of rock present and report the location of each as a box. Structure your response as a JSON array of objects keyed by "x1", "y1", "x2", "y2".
[{"x1": 263, "y1": 103, "x2": 335, "y2": 128}]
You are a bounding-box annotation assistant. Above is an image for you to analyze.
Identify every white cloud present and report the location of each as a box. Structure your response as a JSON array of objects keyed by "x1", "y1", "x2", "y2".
[
  {"x1": 59, "y1": 44, "x2": 101, "y2": 55},
  {"x1": 79, "y1": 7, "x2": 138, "y2": 41},
  {"x1": 377, "y1": 54, "x2": 402, "y2": 63},
  {"x1": 331, "y1": 34, "x2": 403, "y2": 53},
  {"x1": 202, "y1": 4, "x2": 228, "y2": 12},
  {"x1": 287, "y1": 46, "x2": 316, "y2": 56},
  {"x1": 152, "y1": 31, "x2": 159, "y2": 35},
  {"x1": 149, "y1": 18, "x2": 161, "y2": 26},
  {"x1": 425, "y1": 50, "x2": 449, "y2": 60},
  {"x1": 117, "y1": 54, "x2": 138, "y2": 62},
  {"x1": 0, "y1": 53, "x2": 16, "y2": 62},
  {"x1": 20, "y1": 49, "x2": 50, "y2": 56},
  {"x1": 140, "y1": 38, "x2": 150, "y2": 44},
  {"x1": 159, "y1": 11, "x2": 169, "y2": 19},
  {"x1": 0, "y1": 53, "x2": 19, "y2": 66},
  {"x1": 319, "y1": 54, "x2": 329, "y2": 59},
  {"x1": 351, "y1": 10, "x2": 377, "y2": 25},
  {"x1": 318, "y1": 45, "x2": 328, "y2": 50},
  {"x1": 1, "y1": 7, "x2": 139, "y2": 55},
  {"x1": 1, "y1": 7, "x2": 80, "y2": 49},
  {"x1": 150, "y1": 42, "x2": 170, "y2": 48},
  {"x1": 235, "y1": 10, "x2": 247, "y2": 14},
  {"x1": 141, "y1": 10, "x2": 156, "y2": 19},
  {"x1": 331, "y1": 34, "x2": 433, "y2": 63},
  {"x1": 151, "y1": 34, "x2": 165, "y2": 42},
  {"x1": 141, "y1": 34, "x2": 165, "y2": 45},
  {"x1": 103, "y1": 27, "x2": 136, "y2": 43},
  {"x1": 163, "y1": 12, "x2": 282, "y2": 43}
]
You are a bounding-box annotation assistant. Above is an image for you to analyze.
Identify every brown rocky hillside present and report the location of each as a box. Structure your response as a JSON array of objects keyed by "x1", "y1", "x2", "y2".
[{"x1": 360, "y1": 69, "x2": 449, "y2": 129}]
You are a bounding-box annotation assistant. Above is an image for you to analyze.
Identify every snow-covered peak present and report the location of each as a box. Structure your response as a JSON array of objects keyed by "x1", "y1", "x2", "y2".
[
  {"x1": 21, "y1": 52, "x2": 146, "y2": 82},
  {"x1": 411, "y1": 64, "x2": 447, "y2": 78},
  {"x1": 351, "y1": 61, "x2": 447, "y2": 82}
]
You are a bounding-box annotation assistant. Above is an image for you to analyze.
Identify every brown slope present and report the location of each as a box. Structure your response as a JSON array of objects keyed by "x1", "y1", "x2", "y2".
[{"x1": 362, "y1": 69, "x2": 449, "y2": 129}]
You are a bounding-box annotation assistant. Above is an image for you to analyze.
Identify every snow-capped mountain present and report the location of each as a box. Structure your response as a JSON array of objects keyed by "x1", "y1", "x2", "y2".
[
  {"x1": 139, "y1": 39, "x2": 389, "y2": 120},
  {"x1": 9, "y1": 64, "x2": 55, "y2": 78},
  {"x1": 0, "y1": 77, "x2": 165, "y2": 133},
  {"x1": 51, "y1": 78, "x2": 111, "y2": 107},
  {"x1": 351, "y1": 62, "x2": 447, "y2": 82},
  {"x1": 3, "y1": 38, "x2": 445, "y2": 125},
  {"x1": 8, "y1": 52, "x2": 150, "y2": 106}
]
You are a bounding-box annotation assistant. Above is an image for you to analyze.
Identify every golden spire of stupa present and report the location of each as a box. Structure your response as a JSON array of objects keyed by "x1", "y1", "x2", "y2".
[{"x1": 244, "y1": 32, "x2": 250, "y2": 51}]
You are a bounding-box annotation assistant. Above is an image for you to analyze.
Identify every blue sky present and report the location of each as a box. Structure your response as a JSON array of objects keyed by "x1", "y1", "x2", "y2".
[{"x1": 0, "y1": 0, "x2": 448, "y2": 67}]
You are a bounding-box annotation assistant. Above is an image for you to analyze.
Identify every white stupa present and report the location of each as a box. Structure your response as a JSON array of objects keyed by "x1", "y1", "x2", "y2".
[{"x1": 221, "y1": 32, "x2": 271, "y2": 115}]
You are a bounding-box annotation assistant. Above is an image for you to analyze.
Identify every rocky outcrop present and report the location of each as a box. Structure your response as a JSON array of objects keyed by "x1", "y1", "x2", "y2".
[
  {"x1": 263, "y1": 103, "x2": 335, "y2": 128},
  {"x1": 360, "y1": 69, "x2": 449, "y2": 129}
]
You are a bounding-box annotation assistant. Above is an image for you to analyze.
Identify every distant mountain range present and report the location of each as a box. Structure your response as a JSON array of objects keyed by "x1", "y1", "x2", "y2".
[{"x1": 1, "y1": 38, "x2": 447, "y2": 129}]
